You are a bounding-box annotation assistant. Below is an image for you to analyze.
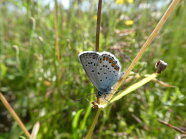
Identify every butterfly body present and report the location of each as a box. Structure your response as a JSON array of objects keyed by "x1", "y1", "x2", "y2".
[{"x1": 79, "y1": 51, "x2": 123, "y2": 98}]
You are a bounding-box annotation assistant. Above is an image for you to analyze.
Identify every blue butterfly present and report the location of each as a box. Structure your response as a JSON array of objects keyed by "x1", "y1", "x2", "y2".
[{"x1": 79, "y1": 51, "x2": 123, "y2": 98}]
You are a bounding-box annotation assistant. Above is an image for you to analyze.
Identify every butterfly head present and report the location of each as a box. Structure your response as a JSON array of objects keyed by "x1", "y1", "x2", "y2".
[{"x1": 97, "y1": 88, "x2": 111, "y2": 98}]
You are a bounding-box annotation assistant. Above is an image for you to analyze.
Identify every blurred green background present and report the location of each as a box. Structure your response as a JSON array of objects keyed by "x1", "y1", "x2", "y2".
[{"x1": 0, "y1": 0, "x2": 186, "y2": 138}]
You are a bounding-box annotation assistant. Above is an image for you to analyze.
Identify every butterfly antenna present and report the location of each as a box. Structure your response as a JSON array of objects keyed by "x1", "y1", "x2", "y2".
[
  {"x1": 76, "y1": 97, "x2": 89, "y2": 102},
  {"x1": 75, "y1": 92, "x2": 96, "y2": 102}
]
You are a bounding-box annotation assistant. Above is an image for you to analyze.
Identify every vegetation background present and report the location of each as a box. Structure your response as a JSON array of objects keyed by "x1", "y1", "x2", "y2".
[{"x1": 0, "y1": 0, "x2": 186, "y2": 138}]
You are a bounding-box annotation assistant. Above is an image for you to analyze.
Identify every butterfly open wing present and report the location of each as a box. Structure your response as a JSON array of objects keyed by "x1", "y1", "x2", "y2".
[{"x1": 79, "y1": 51, "x2": 101, "y2": 91}]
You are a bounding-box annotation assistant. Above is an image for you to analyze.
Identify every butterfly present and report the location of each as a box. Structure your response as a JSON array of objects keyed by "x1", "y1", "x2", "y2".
[{"x1": 79, "y1": 51, "x2": 123, "y2": 98}]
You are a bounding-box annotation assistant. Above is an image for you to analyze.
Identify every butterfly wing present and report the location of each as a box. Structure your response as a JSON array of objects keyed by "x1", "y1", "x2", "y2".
[
  {"x1": 96, "y1": 52, "x2": 122, "y2": 92},
  {"x1": 79, "y1": 51, "x2": 101, "y2": 91}
]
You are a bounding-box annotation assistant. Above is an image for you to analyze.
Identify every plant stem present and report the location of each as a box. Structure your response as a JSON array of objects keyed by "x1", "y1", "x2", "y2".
[
  {"x1": 111, "y1": 73, "x2": 158, "y2": 103},
  {"x1": 159, "y1": 119, "x2": 186, "y2": 134},
  {"x1": 54, "y1": 0, "x2": 60, "y2": 61},
  {"x1": 95, "y1": 0, "x2": 103, "y2": 104},
  {"x1": 85, "y1": 0, "x2": 181, "y2": 138},
  {"x1": 86, "y1": 0, "x2": 103, "y2": 137},
  {"x1": 113, "y1": 0, "x2": 181, "y2": 91},
  {"x1": 95, "y1": 0, "x2": 102, "y2": 51},
  {"x1": 0, "y1": 93, "x2": 31, "y2": 138},
  {"x1": 85, "y1": 109, "x2": 101, "y2": 139}
]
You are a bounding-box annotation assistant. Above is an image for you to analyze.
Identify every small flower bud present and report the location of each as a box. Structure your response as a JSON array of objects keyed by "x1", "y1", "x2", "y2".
[{"x1": 155, "y1": 60, "x2": 168, "y2": 73}]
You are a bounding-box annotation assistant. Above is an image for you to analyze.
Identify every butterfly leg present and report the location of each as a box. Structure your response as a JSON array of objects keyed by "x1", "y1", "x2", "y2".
[
  {"x1": 111, "y1": 88, "x2": 120, "y2": 95},
  {"x1": 103, "y1": 94, "x2": 110, "y2": 102}
]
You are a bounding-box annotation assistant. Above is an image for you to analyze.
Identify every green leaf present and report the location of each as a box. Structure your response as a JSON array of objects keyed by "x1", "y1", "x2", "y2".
[{"x1": 72, "y1": 109, "x2": 84, "y2": 130}]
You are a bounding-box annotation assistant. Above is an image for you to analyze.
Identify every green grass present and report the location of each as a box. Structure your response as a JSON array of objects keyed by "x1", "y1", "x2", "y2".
[{"x1": 0, "y1": 0, "x2": 186, "y2": 138}]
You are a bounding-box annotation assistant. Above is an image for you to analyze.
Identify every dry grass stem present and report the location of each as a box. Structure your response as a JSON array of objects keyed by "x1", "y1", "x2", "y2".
[
  {"x1": 110, "y1": 73, "x2": 158, "y2": 103},
  {"x1": 0, "y1": 93, "x2": 31, "y2": 138},
  {"x1": 86, "y1": 0, "x2": 181, "y2": 138},
  {"x1": 85, "y1": 0, "x2": 103, "y2": 138},
  {"x1": 30, "y1": 122, "x2": 40, "y2": 139},
  {"x1": 110, "y1": 0, "x2": 181, "y2": 98},
  {"x1": 85, "y1": 109, "x2": 101, "y2": 139},
  {"x1": 95, "y1": 0, "x2": 102, "y2": 52},
  {"x1": 159, "y1": 119, "x2": 186, "y2": 134}
]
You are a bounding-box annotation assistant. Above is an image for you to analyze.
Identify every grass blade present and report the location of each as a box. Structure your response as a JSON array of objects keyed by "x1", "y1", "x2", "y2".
[
  {"x1": 110, "y1": 73, "x2": 158, "y2": 103},
  {"x1": 0, "y1": 92, "x2": 31, "y2": 138}
]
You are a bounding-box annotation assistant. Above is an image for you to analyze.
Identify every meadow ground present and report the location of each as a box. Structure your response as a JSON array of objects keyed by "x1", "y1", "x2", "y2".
[{"x1": 0, "y1": 0, "x2": 186, "y2": 138}]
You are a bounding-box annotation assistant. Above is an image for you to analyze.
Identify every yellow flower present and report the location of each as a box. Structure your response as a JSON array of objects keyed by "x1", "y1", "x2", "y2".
[
  {"x1": 127, "y1": 0, "x2": 134, "y2": 3},
  {"x1": 124, "y1": 20, "x2": 134, "y2": 26},
  {"x1": 116, "y1": 0, "x2": 125, "y2": 4}
]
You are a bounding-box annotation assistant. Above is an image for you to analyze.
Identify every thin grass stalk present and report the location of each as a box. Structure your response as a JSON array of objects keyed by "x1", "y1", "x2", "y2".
[
  {"x1": 85, "y1": 109, "x2": 101, "y2": 139},
  {"x1": 95, "y1": 0, "x2": 102, "y2": 51},
  {"x1": 85, "y1": 0, "x2": 103, "y2": 138},
  {"x1": 95, "y1": 0, "x2": 103, "y2": 104},
  {"x1": 54, "y1": 0, "x2": 60, "y2": 61},
  {"x1": 112, "y1": 0, "x2": 181, "y2": 92},
  {"x1": 0, "y1": 93, "x2": 31, "y2": 138},
  {"x1": 85, "y1": 0, "x2": 181, "y2": 138},
  {"x1": 159, "y1": 120, "x2": 186, "y2": 134},
  {"x1": 111, "y1": 73, "x2": 158, "y2": 103}
]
